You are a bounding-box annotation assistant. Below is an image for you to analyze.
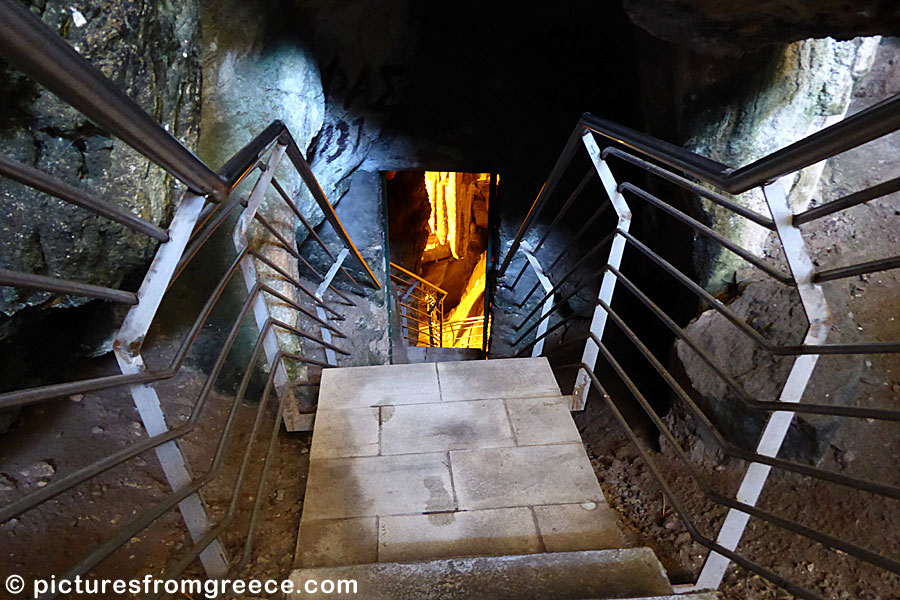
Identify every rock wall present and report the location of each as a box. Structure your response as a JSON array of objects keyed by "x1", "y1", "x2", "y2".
[
  {"x1": 0, "y1": 0, "x2": 200, "y2": 321},
  {"x1": 292, "y1": 0, "x2": 417, "y2": 230},
  {"x1": 684, "y1": 37, "x2": 880, "y2": 290},
  {"x1": 0, "y1": 0, "x2": 201, "y2": 391},
  {"x1": 199, "y1": 0, "x2": 324, "y2": 199},
  {"x1": 199, "y1": 0, "x2": 326, "y2": 364},
  {"x1": 674, "y1": 279, "x2": 863, "y2": 462}
]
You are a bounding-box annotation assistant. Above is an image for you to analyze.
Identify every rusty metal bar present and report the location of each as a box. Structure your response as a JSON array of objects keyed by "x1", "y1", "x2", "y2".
[
  {"x1": 795, "y1": 174, "x2": 900, "y2": 225},
  {"x1": 0, "y1": 268, "x2": 137, "y2": 304},
  {"x1": 0, "y1": 154, "x2": 169, "y2": 241},
  {"x1": 814, "y1": 254, "x2": 900, "y2": 282},
  {"x1": 249, "y1": 249, "x2": 343, "y2": 320}
]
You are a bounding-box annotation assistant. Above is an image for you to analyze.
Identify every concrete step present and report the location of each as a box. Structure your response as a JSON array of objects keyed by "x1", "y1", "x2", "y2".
[
  {"x1": 404, "y1": 346, "x2": 484, "y2": 363},
  {"x1": 288, "y1": 548, "x2": 674, "y2": 600}
]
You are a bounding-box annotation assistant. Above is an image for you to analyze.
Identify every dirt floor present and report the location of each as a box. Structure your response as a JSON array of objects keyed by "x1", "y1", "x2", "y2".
[
  {"x1": 574, "y1": 37, "x2": 900, "y2": 600},
  {"x1": 0, "y1": 356, "x2": 312, "y2": 598},
  {"x1": 0, "y1": 249, "x2": 339, "y2": 597}
]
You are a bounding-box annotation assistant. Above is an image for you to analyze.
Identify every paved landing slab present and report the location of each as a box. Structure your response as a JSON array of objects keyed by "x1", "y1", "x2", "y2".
[
  {"x1": 506, "y1": 396, "x2": 582, "y2": 445},
  {"x1": 302, "y1": 453, "x2": 455, "y2": 520},
  {"x1": 295, "y1": 517, "x2": 377, "y2": 568},
  {"x1": 297, "y1": 357, "x2": 626, "y2": 572},
  {"x1": 310, "y1": 407, "x2": 379, "y2": 459},
  {"x1": 379, "y1": 507, "x2": 540, "y2": 562},
  {"x1": 437, "y1": 357, "x2": 560, "y2": 401},
  {"x1": 451, "y1": 444, "x2": 604, "y2": 510},
  {"x1": 318, "y1": 362, "x2": 441, "y2": 409},
  {"x1": 534, "y1": 503, "x2": 625, "y2": 552},
  {"x1": 380, "y1": 399, "x2": 514, "y2": 455}
]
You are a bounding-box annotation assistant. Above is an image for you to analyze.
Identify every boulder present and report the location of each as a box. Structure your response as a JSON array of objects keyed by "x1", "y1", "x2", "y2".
[{"x1": 674, "y1": 279, "x2": 863, "y2": 463}]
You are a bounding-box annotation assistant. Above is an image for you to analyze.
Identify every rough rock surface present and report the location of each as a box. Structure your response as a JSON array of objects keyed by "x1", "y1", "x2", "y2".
[
  {"x1": 684, "y1": 37, "x2": 879, "y2": 290},
  {"x1": 0, "y1": 0, "x2": 201, "y2": 320},
  {"x1": 199, "y1": 0, "x2": 326, "y2": 363},
  {"x1": 674, "y1": 279, "x2": 863, "y2": 462},
  {"x1": 623, "y1": 0, "x2": 900, "y2": 55},
  {"x1": 294, "y1": 0, "x2": 416, "y2": 233},
  {"x1": 199, "y1": 0, "x2": 324, "y2": 201},
  {"x1": 298, "y1": 169, "x2": 390, "y2": 366},
  {"x1": 0, "y1": 0, "x2": 200, "y2": 422}
]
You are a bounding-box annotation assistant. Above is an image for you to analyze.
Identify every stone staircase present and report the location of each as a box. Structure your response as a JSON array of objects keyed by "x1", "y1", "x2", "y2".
[{"x1": 289, "y1": 357, "x2": 714, "y2": 599}]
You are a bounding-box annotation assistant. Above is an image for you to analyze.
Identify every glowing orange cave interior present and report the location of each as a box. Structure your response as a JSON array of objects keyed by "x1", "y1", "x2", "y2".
[{"x1": 386, "y1": 171, "x2": 493, "y2": 349}]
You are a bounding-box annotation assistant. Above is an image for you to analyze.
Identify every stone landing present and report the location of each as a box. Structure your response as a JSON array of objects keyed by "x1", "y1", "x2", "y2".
[{"x1": 294, "y1": 357, "x2": 625, "y2": 569}]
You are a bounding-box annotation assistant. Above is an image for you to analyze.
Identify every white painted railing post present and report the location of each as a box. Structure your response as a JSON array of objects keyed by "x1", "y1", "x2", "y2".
[
  {"x1": 694, "y1": 178, "x2": 831, "y2": 590},
  {"x1": 314, "y1": 247, "x2": 350, "y2": 366},
  {"x1": 518, "y1": 240, "x2": 555, "y2": 358},
  {"x1": 114, "y1": 191, "x2": 229, "y2": 578},
  {"x1": 571, "y1": 130, "x2": 632, "y2": 411},
  {"x1": 231, "y1": 143, "x2": 306, "y2": 430}
]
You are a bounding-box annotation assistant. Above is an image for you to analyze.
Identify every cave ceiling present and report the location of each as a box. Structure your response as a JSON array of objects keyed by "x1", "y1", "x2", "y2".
[{"x1": 623, "y1": 0, "x2": 900, "y2": 55}]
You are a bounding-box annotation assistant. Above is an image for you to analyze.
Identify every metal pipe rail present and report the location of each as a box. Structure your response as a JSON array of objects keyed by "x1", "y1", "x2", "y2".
[
  {"x1": 570, "y1": 362, "x2": 881, "y2": 600},
  {"x1": 500, "y1": 99, "x2": 900, "y2": 278},
  {"x1": 498, "y1": 102, "x2": 900, "y2": 598},
  {"x1": 0, "y1": 2, "x2": 382, "y2": 593},
  {"x1": 390, "y1": 262, "x2": 446, "y2": 348}
]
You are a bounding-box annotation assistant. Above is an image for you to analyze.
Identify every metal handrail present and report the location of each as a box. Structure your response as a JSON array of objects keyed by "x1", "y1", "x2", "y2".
[
  {"x1": 499, "y1": 104, "x2": 900, "y2": 599},
  {"x1": 0, "y1": 3, "x2": 382, "y2": 593},
  {"x1": 581, "y1": 96, "x2": 900, "y2": 195},
  {"x1": 389, "y1": 262, "x2": 449, "y2": 297},
  {"x1": 499, "y1": 98, "x2": 900, "y2": 277},
  {"x1": 0, "y1": 0, "x2": 226, "y2": 197},
  {"x1": 390, "y1": 262, "x2": 447, "y2": 348}
]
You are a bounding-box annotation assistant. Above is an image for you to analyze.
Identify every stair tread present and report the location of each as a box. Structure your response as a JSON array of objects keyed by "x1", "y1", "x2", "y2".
[
  {"x1": 289, "y1": 548, "x2": 674, "y2": 600},
  {"x1": 404, "y1": 346, "x2": 484, "y2": 363}
]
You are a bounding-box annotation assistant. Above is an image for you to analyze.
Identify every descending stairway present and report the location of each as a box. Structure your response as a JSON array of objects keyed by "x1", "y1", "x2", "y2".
[{"x1": 289, "y1": 357, "x2": 714, "y2": 599}]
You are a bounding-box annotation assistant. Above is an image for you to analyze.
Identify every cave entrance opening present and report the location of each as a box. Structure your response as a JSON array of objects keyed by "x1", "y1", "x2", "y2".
[{"x1": 385, "y1": 170, "x2": 494, "y2": 350}]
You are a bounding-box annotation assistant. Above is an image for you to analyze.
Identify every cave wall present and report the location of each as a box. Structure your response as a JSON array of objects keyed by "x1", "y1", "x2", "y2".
[
  {"x1": 0, "y1": 0, "x2": 201, "y2": 388},
  {"x1": 199, "y1": 0, "x2": 327, "y2": 363},
  {"x1": 683, "y1": 37, "x2": 880, "y2": 290},
  {"x1": 625, "y1": 3, "x2": 889, "y2": 291},
  {"x1": 385, "y1": 172, "x2": 431, "y2": 272},
  {"x1": 622, "y1": 5, "x2": 895, "y2": 463}
]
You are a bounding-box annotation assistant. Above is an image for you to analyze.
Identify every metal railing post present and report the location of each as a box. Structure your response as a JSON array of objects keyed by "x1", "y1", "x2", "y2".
[
  {"x1": 113, "y1": 192, "x2": 229, "y2": 578},
  {"x1": 231, "y1": 143, "x2": 308, "y2": 429},
  {"x1": 695, "y1": 178, "x2": 831, "y2": 590},
  {"x1": 571, "y1": 130, "x2": 632, "y2": 410},
  {"x1": 518, "y1": 240, "x2": 555, "y2": 357},
  {"x1": 314, "y1": 248, "x2": 350, "y2": 365}
]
